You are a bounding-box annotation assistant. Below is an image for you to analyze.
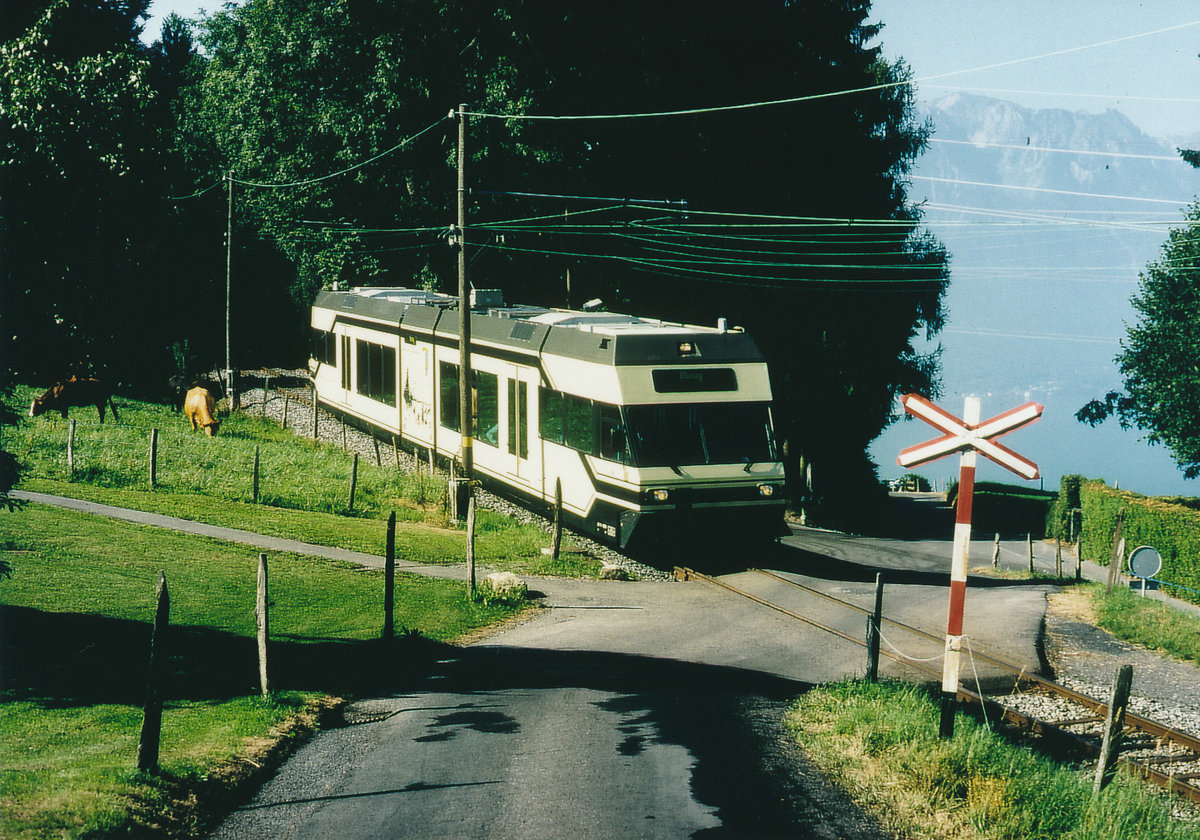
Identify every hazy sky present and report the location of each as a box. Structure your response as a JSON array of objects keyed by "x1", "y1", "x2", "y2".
[{"x1": 869, "y1": 1, "x2": 1200, "y2": 140}]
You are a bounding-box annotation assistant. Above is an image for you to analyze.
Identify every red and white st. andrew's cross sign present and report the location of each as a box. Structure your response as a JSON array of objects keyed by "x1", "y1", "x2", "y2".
[
  {"x1": 897, "y1": 394, "x2": 1043, "y2": 480},
  {"x1": 895, "y1": 393, "x2": 1042, "y2": 737}
]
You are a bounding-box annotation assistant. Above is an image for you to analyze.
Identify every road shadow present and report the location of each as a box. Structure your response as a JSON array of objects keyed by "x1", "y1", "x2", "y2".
[
  {"x1": 0, "y1": 605, "x2": 439, "y2": 706},
  {"x1": 248, "y1": 644, "x2": 892, "y2": 840}
]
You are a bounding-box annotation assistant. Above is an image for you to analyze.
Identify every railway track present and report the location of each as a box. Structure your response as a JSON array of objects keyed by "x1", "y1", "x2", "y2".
[{"x1": 677, "y1": 565, "x2": 1200, "y2": 804}]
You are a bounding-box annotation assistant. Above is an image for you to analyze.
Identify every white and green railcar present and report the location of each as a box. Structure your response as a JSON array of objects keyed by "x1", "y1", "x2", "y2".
[{"x1": 309, "y1": 286, "x2": 786, "y2": 553}]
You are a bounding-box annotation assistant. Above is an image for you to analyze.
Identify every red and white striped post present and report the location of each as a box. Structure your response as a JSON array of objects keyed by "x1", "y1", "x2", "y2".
[
  {"x1": 942, "y1": 397, "x2": 978, "y2": 738},
  {"x1": 897, "y1": 393, "x2": 1042, "y2": 738}
]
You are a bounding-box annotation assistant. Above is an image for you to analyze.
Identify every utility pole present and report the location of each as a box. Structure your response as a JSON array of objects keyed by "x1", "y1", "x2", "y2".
[
  {"x1": 455, "y1": 104, "x2": 473, "y2": 480},
  {"x1": 225, "y1": 173, "x2": 235, "y2": 409}
]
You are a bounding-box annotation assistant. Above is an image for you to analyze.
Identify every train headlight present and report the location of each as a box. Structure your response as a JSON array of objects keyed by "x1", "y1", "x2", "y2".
[
  {"x1": 757, "y1": 483, "x2": 778, "y2": 498},
  {"x1": 650, "y1": 488, "x2": 670, "y2": 502}
]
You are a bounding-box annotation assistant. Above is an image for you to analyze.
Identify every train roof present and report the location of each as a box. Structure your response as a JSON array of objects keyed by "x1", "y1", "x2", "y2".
[{"x1": 313, "y1": 286, "x2": 765, "y2": 366}]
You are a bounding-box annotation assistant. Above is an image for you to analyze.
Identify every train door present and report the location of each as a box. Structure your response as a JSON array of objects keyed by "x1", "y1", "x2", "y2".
[{"x1": 504, "y1": 365, "x2": 531, "y2": 483}]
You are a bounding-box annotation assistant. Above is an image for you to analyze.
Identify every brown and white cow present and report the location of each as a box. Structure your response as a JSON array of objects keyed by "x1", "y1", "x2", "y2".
[
  {"x1": 184, "y1": 387, "x2": 220, "y2": 436},
  {"x1": 30, "y1": 378, "x2": 119, "y2": 423}
]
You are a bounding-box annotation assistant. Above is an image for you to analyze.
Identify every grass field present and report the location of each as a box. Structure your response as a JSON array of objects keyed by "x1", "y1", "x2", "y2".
[
  {"x1": 1, "y1": 385, "x2": 583, "y2": 838},
  {"x1": 790, "y1": 680, "x2": 1200, "y2": 840},
  {"x1": 0, "y1": 502, "x2": 525, "y2": 839}
]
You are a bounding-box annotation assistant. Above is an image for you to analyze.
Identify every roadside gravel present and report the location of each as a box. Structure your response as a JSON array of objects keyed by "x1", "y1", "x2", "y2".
[{"x1": 1043, "y1": 591, "x2": 1200, "y2": 745}]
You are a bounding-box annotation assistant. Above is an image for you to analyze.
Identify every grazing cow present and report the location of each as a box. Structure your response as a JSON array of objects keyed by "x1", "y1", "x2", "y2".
[
  {"x1": 168, "y1": 375, "x2": 224, "y2": 412},
  {"x1": 184, "y1": 387, "x2": 220, "y2": 436},
  {"x1": 30, "y1": 378, "x2": 119, "y2": 423}
]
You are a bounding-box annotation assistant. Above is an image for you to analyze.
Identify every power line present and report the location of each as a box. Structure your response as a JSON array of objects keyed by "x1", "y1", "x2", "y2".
[
  {"x1": 463, "y1": 20, "x2": 1200, "y2": 122},
  {"x1": 226, "y1": 116, "x2": 448, "y2": 190},
  {"x1": 921, "y1": 85, "x2": 1200, "y2": 106},
  {"x1": 910, "y1": 175, "x2": 1195, "y2": 206},
  {"x1": 927, "y1": 138, "x2": 1187, "y2": 163}
]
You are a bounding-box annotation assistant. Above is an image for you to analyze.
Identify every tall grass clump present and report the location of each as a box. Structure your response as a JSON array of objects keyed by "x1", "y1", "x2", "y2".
[{"x1": 789, "y1": 680, "x2": 1199, "y2": 840}]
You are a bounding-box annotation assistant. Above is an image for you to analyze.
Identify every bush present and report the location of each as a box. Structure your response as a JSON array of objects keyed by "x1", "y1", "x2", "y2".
[
  {"x1": 1079, "y1": 479, "x2": 1200, "y2": 606},
  {"x1": 945, "y1": 481, "x2": 1057, "y2": 538}
]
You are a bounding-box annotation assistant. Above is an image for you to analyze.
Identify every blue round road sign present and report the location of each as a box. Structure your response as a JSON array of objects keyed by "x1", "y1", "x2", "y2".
[{"x1": 1128, "y1": 545, "x2": 1163, "y2": 580}]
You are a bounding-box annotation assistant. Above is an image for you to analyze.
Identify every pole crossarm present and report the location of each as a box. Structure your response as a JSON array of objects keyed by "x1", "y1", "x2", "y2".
[{"x1": 896, "y1": 393, "x2": 1043, "y2": 480}]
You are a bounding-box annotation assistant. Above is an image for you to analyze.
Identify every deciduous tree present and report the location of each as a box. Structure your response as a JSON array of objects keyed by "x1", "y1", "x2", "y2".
[{"x1": 1078, "y1": 153, "x2": 1200, "y2": 478}]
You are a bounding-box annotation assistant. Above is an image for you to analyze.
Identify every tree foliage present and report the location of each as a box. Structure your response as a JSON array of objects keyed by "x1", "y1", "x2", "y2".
[
  {"x1": 1078, "y1": 185, "x2": 1200, "y2": 478},
  {"x1": 0, "y1": 0, "x2": 202, "y2": 386},
  {"x1": 177, "y1": 0, "x2": 947, "y2": 525},
  {"x1": 5, "y1": 0, "x2": 948, "y2": 526}
]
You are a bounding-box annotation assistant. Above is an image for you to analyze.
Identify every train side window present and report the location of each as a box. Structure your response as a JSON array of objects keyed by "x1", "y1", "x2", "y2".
[
  {"x1": 311, "y1": 329, "x2": 336, "y2": 365},
  {"x1": 564, "y1": 394, "x2": 595, "y2": 454},
  {"x1": 340, "y1": 336, "x2": 352, "y2": 391},
  {"x1": 508, "y1": 379, "x2": 528, "y2": 459},
  {"x1": 355, "y1": 340, "x2": 397, "y2": 406},
  {"x1": 539, "y1": 387, "x2": 563, "y2": 444},
  {"x1": 439, "y1": 361, "x2": 459, "y2": 431},
  {"x1": 476, "y1": 370, "x2": 499, "y2": 447},
  {"x1": 599, "y1": 403, "x2": 629, "y2": 464}
]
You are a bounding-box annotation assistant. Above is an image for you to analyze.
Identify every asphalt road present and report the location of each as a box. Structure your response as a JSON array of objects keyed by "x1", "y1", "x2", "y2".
[
  {"x1": 206, "y1": 530, "x2": 1052, "y2": 839},
  {"x1": 14, "y1": 491, "x2": 1051, "y2": 837}
]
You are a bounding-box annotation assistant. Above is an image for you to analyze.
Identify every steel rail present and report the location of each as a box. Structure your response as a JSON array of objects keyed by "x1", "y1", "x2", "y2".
[{"x1": 679, "y1": 565, "x2": 1200, "y2": 803}]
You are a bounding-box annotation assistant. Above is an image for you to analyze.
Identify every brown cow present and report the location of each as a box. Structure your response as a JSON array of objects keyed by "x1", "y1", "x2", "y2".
[
  {"x1": 184, "y1": 387, "x2": 220, "y2": 436},
  {"x1": 30, "y1": 378, "x2": 119, "y2": 423}
]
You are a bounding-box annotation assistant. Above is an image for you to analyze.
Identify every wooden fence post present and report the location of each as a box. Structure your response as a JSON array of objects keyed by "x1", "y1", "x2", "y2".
[
  {"x1": 1055, "y1": 541, "x2": 1063, "y2": 580},
  {"x1": 348, "y1": 453, "x2": 359, "y2": 511},
  {"x1": 282, "y1": 393, "x2": 290, "y2": 429},
  {"x1": 1107, "y1": 508, "x2": 1126, "y2": 593},
  {"x1": 1027, "y1": 533, "x2": 1034, "y2": 574},
  {"x1": 466, "y1": 490, "x2": 476, "y2": 594},
  {"x1": 392, "y1": 435, "x2": 400, "y2": 468},
  {"x1": 373, "y1": 437, "x2": 382, "y2": 467},
  {"x1": 865, "y1": 572, "x2": 883, "y2": 682},
  {"x1": 66, "y1": 419, "x2": 76, "y2": 478},
  {"x1": 252, "y1": 445, "x2": 260, "y2": 504},
  {"x1": 148, "y1": 428, "x2": 158, "y2": 489},
  {"x1": 311, "y1": 385, "x2": 319, "y2": 440},
  {"x1": 382, "y1": 512, "x2": 396, "y2": 640},
  {"x1": 992, "y1": 533, "x2": 1000, "y2": 569},
  {"x1": 137, "y1": 571, "x2": 170, "y2": 772},
  {"x1": 552, "y1": 477, "x2": 563, "y2": 561},
  {"x1": 1093, "y1": 664, "x2": 1134, "y2": 794},
  {"x1": 256, "y1": 554, "x2": 270, "y2": 699}
]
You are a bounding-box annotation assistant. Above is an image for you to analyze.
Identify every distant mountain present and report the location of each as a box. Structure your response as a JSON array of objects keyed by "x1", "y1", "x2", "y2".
[{"x1": 871, "y1": 94, "x2": 1200, "y2": 496}]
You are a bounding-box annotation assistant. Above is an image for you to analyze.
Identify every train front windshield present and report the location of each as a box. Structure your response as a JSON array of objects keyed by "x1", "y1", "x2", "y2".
[{"x1": 624, "y1": 402, "x2": 777, "y2": 468}]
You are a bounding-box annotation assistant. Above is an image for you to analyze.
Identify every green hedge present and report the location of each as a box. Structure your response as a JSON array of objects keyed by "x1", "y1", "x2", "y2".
[
  {"x1": 1075, "y1": 478, "x2": 1200, "y2": 607},
  {"x1": 946, "y1": 481, "x2": 1057, "y2": 538}
]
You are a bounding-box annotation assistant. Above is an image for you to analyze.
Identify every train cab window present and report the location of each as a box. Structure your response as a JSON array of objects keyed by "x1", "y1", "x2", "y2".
[
  {"x1": 599, "y1": 403, "x2": 630, "y2": 464},
  {"x1": 476, "y1": 371, "x2": 499, "y2": 447},
  {"x1": 624, "y1": 402, "x2": 776, "y2": 467},
  {"x1": 439, "y1": 362, "x2": 459, "y2": 431},
  {"x1": 539, "y1": 387, "x2": 563, "y2": 444},
  {"x1": 564, "y1": 394, "x2": 595, "y2": 453},
  {"x1": 508, "y1": 379, "x2": 528, "y2": 459}
]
